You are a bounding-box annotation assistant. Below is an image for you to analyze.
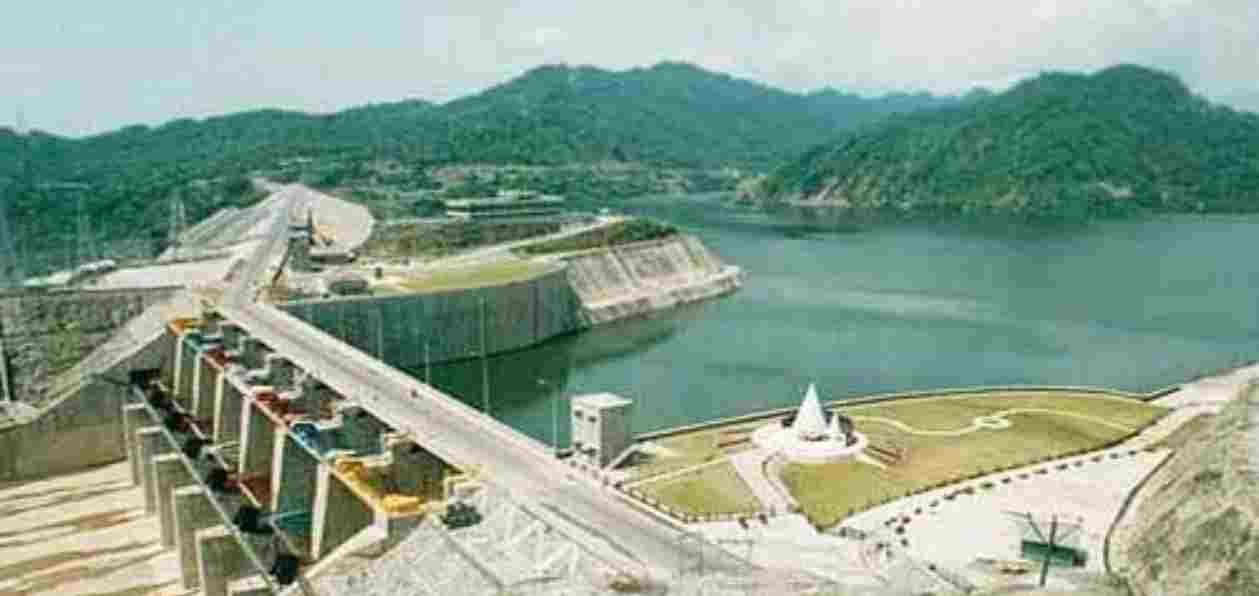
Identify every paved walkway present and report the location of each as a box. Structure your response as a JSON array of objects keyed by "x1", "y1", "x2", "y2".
[
  {"x1": 729, "y1": 449, "x2": 795, "y2": 512},
  {"x1": 0, "y1": 462, "x2": 190, "y2": 596}
]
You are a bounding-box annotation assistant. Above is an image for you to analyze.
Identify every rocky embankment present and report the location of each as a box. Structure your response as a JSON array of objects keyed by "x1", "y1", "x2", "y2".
[
  {"x1": 560, "y1": 234, "x2": 741, "y2": 325},
  {"x1": 1113, "y1": 381, "x2": 1259, "y2": 595}
]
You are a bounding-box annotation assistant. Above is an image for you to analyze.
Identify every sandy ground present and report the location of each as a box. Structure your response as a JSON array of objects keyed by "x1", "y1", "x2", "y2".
[{"x1": 0, "y1": 462, "x2": 190, "y2": 596}]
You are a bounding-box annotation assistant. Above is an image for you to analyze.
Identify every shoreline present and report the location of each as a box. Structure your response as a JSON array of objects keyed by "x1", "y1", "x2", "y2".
[{"x1": 635, "y1": 383, "x2": 1179, "y2": 443}]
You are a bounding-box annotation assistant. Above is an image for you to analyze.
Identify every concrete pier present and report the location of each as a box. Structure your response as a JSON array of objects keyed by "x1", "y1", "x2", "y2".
[
  {"x1": 272, "y1": 435, "x2": 318, "y2": 531},
  {"x1": 239, "y1": 400, "x2": 276, "y2": 478},
  {"x1": 122, "y1": 403, "x2": 153, "y2": 485},
  {"x1": 266, "y1": 353, "x2": 297, "y2": 388},
  {"x1": 177, "y1": 337, "x2": 199, "y2": 404},
  {"x1": 390, "y1": 441, "x2": 450, "y2": 500},
  {"x1": 194, "y1": 359, "x2": 222, "y2": 428},
  {"x1": 172, "y1": 334, "x2": 187, "y2": 401},
  {"x1": 190, "y1": 357, "x2": 204, "y2": 413},
  {"x1": 153, "y1": 453, "x2": 193, "y2": 547},
  {"x1": 241, "y1": 337, "x2": 270, "y2": 371},
  {"x1": 174, "y1": 485, "x2": 221, "y2": 590},
  {"x1": 335, "y1": 406, "x2": 389, "y2": 454},
  {"x1": 194, "y1": 356, "x2": 218, "y2": 420},
  {"x1": 215, "y1": 380, "x2": 247, "y2": 444},
  {"x1": 136, "y1": 426, "x2": 171, "y2": 513},
  {"x1": 311, "y1": 462, "x2": 375, "y2": 559},
  {"x1": 196, "y1": 525, "x2": 256, "y2": 596}
]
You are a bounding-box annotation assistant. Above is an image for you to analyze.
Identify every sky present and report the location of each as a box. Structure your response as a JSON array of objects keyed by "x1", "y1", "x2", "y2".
[{"x1": 2, "y1": 0, "x2": 1256, "y2": 137}]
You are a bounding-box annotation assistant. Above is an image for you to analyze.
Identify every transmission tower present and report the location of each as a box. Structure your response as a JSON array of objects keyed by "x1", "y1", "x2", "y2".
[
  {"x1": 1, "y1": 127, "x2": 25, "y2": 290},
  {"x1": 75, "y1": 195, "x2": 100, "y2": 268},
  {"x1": 168, "y1": 192, "x2": 188, "y2": 258},
  {"x1": 0, "y1": 188, "x2": 20, "y2": 290}
]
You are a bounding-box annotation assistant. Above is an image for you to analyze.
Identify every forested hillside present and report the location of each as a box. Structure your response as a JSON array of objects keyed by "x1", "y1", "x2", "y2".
[
  {"x1": 1, "y1": 61, "x2": 953, "y2": 275},
  {"x1": 753, "y1": 65, "x2": 1259, "y2": 219}
]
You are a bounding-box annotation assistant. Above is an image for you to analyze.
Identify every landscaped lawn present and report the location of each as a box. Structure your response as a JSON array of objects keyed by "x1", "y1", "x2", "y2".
[
  {"x1": 624, "y1": 390, "x2": 1166, "y2": 528},
  {"x1": 636, "y1": 461, "x2": 762, "y2": 517},
  {"x1": 783, "y1": 394, "x2": 1165, "y2": 527},
  {"x1": 628, "y1": 422, "x2": 761, "y2": 480},
  {"x1": 397, "y1": 260, "x2": 549, "y2": 293},
  {"x1": 843, "y1": 391, "x2": 1161, "y2": 432}
]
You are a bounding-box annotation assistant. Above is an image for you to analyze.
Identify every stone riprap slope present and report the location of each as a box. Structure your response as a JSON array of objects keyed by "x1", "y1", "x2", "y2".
[
  {"x1": 562, "y1": 235, "x2": 739, "y2": 325},
  {"x1": 1114, "y1": 383, "x2": 1259, "y2": 595}
]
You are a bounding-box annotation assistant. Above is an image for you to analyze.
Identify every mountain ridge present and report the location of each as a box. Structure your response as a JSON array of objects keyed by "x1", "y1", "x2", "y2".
[
  {"x1": 0, "y1": 60, "x2": 956, "y2": 273},
  {"x1": 751, "y1": 64, "x2": 1259, "y2": 218}
]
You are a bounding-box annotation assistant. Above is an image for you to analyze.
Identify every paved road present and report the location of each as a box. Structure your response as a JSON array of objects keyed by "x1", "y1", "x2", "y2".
[{"x1": 219, "y1": 185, "x2": 745, "y2": 583}]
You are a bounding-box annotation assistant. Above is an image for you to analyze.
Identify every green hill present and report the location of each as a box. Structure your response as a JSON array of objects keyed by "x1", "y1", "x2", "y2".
[
  {"x1": 1, "y1": 62, "x2": 956, "y2": 274},
  {"x1": 432, "y1": 62, "x2": 954, "y2": 167},
  {"x1": 753, "y1": 65, "x2": 1259, "y2": 219}
]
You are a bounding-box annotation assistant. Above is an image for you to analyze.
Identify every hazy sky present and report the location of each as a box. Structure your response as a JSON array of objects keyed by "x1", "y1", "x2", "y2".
[{"x1": 3, "y1": 0, "x2": 1256, "y2": 137}]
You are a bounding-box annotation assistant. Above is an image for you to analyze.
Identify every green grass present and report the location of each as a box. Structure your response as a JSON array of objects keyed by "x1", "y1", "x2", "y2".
[
  {"x1": 783, "y1": 396, "x2": 1165, "y2": 527},
  {"x1": 637, "y1": 461, "x2": 762, "y2": 517},
  {"x1": 845, "y1": 391, "x2": 1161, "y2": 431},
  {"x1": 397, "y1": 260, "x2": 548, "y2": 292},
  {"x1": 627, "y1": 391, "x2": 1166, "y2": 527},
  {"x1": 516, "y1": 218, "x2": 677, "y2": 255},
  {"x1": 629, "y1": 422, "x2": 760, "y2": 480}
]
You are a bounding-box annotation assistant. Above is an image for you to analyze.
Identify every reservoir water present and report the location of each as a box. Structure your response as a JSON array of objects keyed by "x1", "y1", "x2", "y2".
[{"x1": 414, "y1": 194, "x2": 1259, "y2": 446}]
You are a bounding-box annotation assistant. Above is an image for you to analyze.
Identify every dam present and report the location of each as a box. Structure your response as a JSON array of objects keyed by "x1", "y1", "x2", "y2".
[
  {"x1": 0, "y1": 184, "x2": 752, "y2": 596},
  {"x1": 279, "y1": 233, "x2": 741, "y2": 369}
]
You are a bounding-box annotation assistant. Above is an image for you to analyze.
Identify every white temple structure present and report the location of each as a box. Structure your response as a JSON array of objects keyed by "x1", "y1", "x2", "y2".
[
  {"x1": 751, "y1": 383, "x2": 867, "y2": 464},
  {"x1": 793, "y1": 384, "x2": 829, "y2": 440}
]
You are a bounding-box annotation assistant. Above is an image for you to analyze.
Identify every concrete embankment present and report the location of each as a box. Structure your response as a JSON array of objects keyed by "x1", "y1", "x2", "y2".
[
  {"x1": 280, "y1": 263, "x2": 584, "y2": 369},
  {"x1": 282, "y1": 234, "x2": 740, "y2": 368},
  {"x1": 561, "y1": 234, "x2": 741, "y2": 326},
  {"x1": 0, "y1": 234, "x2": 736, "y2": 481}
]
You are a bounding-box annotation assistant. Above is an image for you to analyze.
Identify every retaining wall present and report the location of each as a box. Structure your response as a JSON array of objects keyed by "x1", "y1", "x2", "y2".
[
  {"x1": 281, "y1": 234, "x2": 741, "y2": 369},
  {"x1": 562, "y1": 235, "x2": 741, "y2": 326},
  {"x1": 281, "y1": 264, "x2": 584, "y2": 369}
]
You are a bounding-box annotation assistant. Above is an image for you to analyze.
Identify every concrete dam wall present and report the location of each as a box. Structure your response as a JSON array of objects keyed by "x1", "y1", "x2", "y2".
[
  {"x1": 0, "y1": 235, "x2": 736, "y2": 480},
  {"x1": 281, "y1": 235, "x2": 740, "y2": 369},
  {"x1": 280, "y1": 264, "x2": 584, "y2": 369}
]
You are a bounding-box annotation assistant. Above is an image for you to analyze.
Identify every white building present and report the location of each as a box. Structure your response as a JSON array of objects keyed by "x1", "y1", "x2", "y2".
[{"x1": 570, "y1": 393, "x2": 633, "y2": 468}]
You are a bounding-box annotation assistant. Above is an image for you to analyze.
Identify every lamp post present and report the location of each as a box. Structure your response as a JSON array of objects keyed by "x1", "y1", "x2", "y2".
[{"x1": 540, "y1": 378, "x2": 559, "y2": 456}]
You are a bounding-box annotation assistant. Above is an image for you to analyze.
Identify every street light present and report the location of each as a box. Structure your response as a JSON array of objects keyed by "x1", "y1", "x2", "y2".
[{"x1": 539, "y1": 378, "x2": 560, "y2": 457}]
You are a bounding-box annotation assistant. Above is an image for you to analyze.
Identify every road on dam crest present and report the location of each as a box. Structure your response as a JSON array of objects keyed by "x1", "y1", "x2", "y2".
[{"x1": 216, "y1": 184, "x2": 747, "y2": 582}]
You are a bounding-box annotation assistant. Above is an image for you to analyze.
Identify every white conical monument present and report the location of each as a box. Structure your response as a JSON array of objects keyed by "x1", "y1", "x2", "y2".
[
  {"x1": 793, "y1": 384, "x2": 828, "y2": 440},
  {"x1": 826, "y1": 408, "x2": 842, "y2": 440}
]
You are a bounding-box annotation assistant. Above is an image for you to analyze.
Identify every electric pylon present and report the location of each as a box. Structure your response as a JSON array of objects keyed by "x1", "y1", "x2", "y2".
[{"x1": 168, "y1": 192, "x2": 188, "y2": 258}]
